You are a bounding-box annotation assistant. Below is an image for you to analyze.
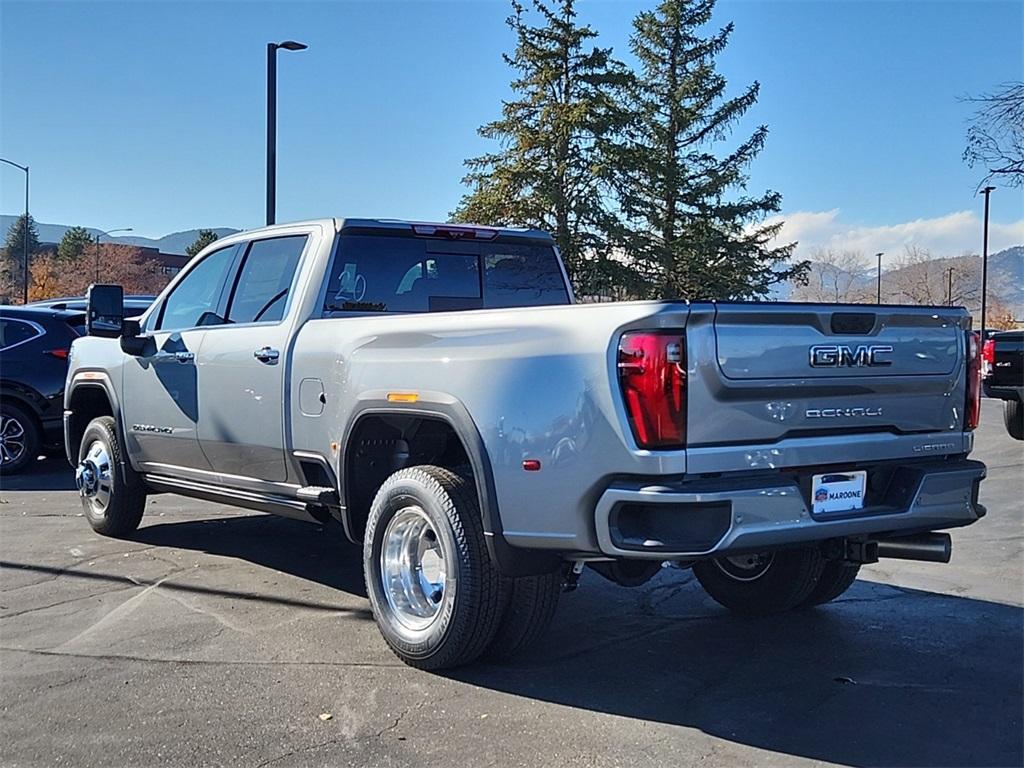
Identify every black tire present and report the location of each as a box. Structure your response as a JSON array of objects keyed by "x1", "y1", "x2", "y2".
[
  {"x1": 77, "y1": 416, "x2": 146, "y2": 537},
  {"x1": 0, "y1": 401, "x2": 41, "y2": 475},
  {"x1": 363, "y1": 465, "x2": 504, "y2": 670},
  {"x1": 800, "y1": 561, "x2": 860, "y2": 607},
  {"x1": 485, "y1": 571, "x2": 562, "y2": 661},
  {"x1": 693, "y1": 547, "x2": 825, "y2": 616},
  {"x1": 1004, "y1": 400, "x2": 1023, "y2": 441}
]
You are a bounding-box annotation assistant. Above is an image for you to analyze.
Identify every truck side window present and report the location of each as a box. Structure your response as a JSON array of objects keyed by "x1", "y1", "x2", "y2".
[
  {"x1": 323, "y1": 235, "x2": 571, "y2": 314},
  {"x1": 324, "y1": 236, "x2": 482, "y2": 313},
  {"x1": 483, "y1": 250, "x2": 569, "y2": 308},
  {"x1": 156, "y1": 244, "x2": 239, "y2": 331},
  {"x1": 227, "y1": 236, "x2": 307, "y2": 324}
]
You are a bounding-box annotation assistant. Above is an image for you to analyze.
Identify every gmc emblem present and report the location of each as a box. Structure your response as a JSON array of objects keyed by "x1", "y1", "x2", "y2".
[{"x1": 809, "y1": 344, "x2": 893, "y2": 368}]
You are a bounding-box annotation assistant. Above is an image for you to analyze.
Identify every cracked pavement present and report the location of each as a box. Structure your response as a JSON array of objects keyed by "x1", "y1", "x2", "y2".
[{"x1": 1, "y1": 401, "x2": 1021, "y2": 767}]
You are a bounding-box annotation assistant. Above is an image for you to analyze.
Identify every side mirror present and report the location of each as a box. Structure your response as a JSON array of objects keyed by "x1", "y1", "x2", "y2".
[
  {"x1": 86, "y1": 284, "x2": 124, "y2": 338},
  {"x1": 119, "y1": 319, "x2": 151, "y2": 356}
]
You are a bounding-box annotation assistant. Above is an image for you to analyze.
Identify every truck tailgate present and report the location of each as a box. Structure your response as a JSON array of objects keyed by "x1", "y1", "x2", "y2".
[{"x1": 686, "y1": 304, "x2": 970, "y2": 453}]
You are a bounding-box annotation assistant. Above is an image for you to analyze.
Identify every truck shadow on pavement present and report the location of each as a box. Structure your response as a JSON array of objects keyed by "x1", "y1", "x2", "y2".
[
  {"x1": 455, "y1": 571, "x2": 1024, "y2": 768},
  {"x1": 18, "y1": 507, "x2": 1015, "y2": 768},
  {"x1": 131, "y1": 515, "x2": 370, "y2": 601},
  {"x1": 130, "y1": 514, "x2": 1022, "y2": 767}
]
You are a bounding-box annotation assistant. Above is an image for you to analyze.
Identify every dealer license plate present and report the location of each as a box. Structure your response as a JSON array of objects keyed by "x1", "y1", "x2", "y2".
[{"x1": 811, "y1": 471, "x2": 867, "y2": 515}]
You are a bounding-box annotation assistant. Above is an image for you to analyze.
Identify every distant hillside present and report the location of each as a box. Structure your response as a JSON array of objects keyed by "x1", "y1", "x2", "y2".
[
  {"x1": 0, "y1": 216, "x2": 240, "y2": 255},
  {"x1": 784, "y1": 246, "x2": 1023, "y2": 320},
  {"x1": 114, "y1": 228, "x2": 241, "y2": 254}
]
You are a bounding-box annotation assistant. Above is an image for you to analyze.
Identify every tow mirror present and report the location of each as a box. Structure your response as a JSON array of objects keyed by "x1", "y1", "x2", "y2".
[{"x1": 86, "y1": 284, "x2": 124, "y2": 338}]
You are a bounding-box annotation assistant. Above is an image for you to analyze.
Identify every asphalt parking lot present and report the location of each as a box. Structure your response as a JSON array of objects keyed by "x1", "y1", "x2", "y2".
[{"x1": 1, "y1": 401, "x2": 1021, "y2": 768}]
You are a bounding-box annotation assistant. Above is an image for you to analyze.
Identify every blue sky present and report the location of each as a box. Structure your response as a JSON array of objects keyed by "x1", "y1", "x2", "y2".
[{"x1": 1, "y1": 0, "x2": 1022, "y2": 259}]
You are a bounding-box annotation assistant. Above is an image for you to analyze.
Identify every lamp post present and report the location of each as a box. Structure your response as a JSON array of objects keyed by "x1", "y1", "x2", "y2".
[
  {"x1": 875, "y1": 252, "x2": 884, "y2": 304},
  {"x1": 1, "y1": 158, "x2": 30, "y2": 304},
  {"x1": 980, "y1": 186, "x2": 995, "y2": 338},
  {"x1": 94, "y1": 228, "x2": 133, "y2": 282},
  {"x1": 266, "y1": 40, "x2": 307, "y2": 226},
  {"x1": 947, "y1": 267, "x2": 955, "y2": 306}
]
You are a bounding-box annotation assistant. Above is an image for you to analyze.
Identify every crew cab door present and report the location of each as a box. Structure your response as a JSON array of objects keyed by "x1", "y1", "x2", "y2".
[
  {"x1": 122, "y1": 242, "x2": 242, "y2": 472},
  {"x1": 194, "y1": 233, "x2": 310, "y2": 483}
]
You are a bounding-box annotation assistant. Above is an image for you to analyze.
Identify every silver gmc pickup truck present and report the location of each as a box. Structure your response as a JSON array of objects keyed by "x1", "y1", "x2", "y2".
[{"x1": 65, "y1": 218, "x2": 987, "y2": 669}]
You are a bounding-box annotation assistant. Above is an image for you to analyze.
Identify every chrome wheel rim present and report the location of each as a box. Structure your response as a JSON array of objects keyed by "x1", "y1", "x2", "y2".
[
  {"x1": 380, "y1": 506, "x2": 449, "y2": 631},
  {"x1": 0, "y1": 414, "x2": 27, "y2": 466},
  {"x1": 713, "y1": 552, "x2": 775, "y2": 582},
  {"x1": 76, "y1": 440, "x2": 113, "y2": 516}
]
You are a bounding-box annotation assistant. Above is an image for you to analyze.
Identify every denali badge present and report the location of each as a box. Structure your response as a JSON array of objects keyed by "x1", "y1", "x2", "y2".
[
  {"x1": 806, "y1": 407, "x2": 883, "y2": 418},
  {"x1": 809, "y1": 344, "x2": 893, "y2": 367},
  {"x1": 132, "y1": 424, "x2": 173, "y2": 434}
]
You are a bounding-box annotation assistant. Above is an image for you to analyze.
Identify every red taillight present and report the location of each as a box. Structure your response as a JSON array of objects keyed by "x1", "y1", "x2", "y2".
[
  {"x1": 617, "y1": 331, "x2": 686, "y2": 449},
  {"x1": 44, "y1": 348, "x2": 69, "y2": 360},
  {"x1": 982, "y1": 338, "x2": 996, "y2": 379},
  {"x1": 966, "y1": 331, "x2": 982, "y2": 430}
]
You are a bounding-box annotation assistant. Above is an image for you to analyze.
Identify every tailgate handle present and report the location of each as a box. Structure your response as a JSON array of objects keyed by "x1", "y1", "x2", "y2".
[{"x1": 831, "y1": 312, "x2": 876, "y2": 335}]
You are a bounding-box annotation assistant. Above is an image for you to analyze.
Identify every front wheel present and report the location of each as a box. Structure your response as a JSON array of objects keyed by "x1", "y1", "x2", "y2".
[
  {"x1": 1004, "y1": 400, "x2": 1023, "y2": 441},
  {"x1": 363, "y1": 465, "x2": 504, "y2": 670},
  {"x1": 693, "y1": 547, "x2": 825, "y2": 616},
  {"x1": 77, "y1": 416, "x2": 146, "y2": 537}
]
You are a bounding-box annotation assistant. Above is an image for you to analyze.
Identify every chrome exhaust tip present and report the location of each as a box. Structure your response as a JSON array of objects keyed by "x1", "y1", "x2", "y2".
[{"x1": 875, "y1": 532, "x2": 952, "y2": 563}]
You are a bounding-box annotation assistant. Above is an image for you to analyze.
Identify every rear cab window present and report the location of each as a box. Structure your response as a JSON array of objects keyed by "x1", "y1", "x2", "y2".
[{"x1": 322, "y1": 230, "x2": 570, "y2": 315}]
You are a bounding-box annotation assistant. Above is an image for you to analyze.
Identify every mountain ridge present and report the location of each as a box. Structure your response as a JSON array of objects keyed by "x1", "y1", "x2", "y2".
[{"x1": 0, "y1": 215, "x2": 241, "y2": 255}]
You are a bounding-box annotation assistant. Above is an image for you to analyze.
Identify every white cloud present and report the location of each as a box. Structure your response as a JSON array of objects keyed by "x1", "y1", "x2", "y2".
[{"x1": 765, "y1": 209, "x2": 1024, "y2": 265}]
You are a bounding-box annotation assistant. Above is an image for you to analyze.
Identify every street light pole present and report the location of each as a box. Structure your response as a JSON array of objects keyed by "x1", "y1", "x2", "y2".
[
  {"x1": 980, "y1": 186, "x2": 995, "y2": 338},
  {"x1": 266, "y1": 40, "x2": 307, "y2": 226},
  {"x1": 875, "y1": 252, "x2": 884, "y2": 304},
  {"x1": 947, "y1": 267, "x2": 955, "y2": 306},
  {"x1": 94, "y1": 228, "x2": 133, "y2": 283},
  {"x1": 1, "y1": 158, "x2": 30, "y2": 304}
]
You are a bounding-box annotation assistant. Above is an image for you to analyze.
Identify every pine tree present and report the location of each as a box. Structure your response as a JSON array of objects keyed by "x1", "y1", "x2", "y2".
[
  {"x1": 608, "y1": 0, "x2": 805, "y2": 300},
  {"x1": 57, "y1": 226, "x2": 94, "y2": 262},
  {"x1": 452, "y1": 0, "x2": 629, "y2": 295},
  {"x1": 1, "y1": 214, "x2": 42, "y2": 303},
  {"x1": 185, "y1": 229, "x2": 219, "y2": 259}
]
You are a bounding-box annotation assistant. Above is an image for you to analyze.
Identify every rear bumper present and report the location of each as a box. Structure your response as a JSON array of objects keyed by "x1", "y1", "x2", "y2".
[
  {"x1": 983, "y1": 382, "x2": 1023, "y2": 402},
  {"x1": 593, "y1": 459, "x2": 986, "y2": 559}
]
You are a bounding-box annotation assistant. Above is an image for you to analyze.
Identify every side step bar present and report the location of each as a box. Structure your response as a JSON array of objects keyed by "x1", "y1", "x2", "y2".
[
  {"x1": 296, "y1": 485, "x2": 340, "y2": 505},
  {"x1": 143, "y1": 474, "x2": 328, "y2": 524}
]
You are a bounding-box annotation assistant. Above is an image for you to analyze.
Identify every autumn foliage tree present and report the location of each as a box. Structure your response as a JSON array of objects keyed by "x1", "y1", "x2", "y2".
[{"x1": 29, "y1": 243, "x2": 167, "y2": 302}]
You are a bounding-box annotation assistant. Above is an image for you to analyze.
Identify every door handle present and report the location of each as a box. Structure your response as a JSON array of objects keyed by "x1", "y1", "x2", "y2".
[
  {"x1": 153, "y1": 350, "x2": 194, "y2": 364},
  {"x1": 254, "y1": 346, "x2": 280, "y2": 364}
]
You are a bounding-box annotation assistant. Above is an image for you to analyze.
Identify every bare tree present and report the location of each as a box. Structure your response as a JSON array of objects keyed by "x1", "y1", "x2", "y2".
[
  {"x1": 963, "y1": 81, "x2": 1024, "y2": 188},
  {"x1": 790, "y1": 249, "x2": 872, "y2": 303},
  {"x1": 886, "y1": 247, "x2": 975, "y2": 306}
]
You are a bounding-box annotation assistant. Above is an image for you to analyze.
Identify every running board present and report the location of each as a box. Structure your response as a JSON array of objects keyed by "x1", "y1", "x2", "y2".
[
  {"x1": 296, "y1": 485, "x2": 340, "y2": 505},
  {"x1": 143, "y1": 474, "x2": 322, "y2": 524}
]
